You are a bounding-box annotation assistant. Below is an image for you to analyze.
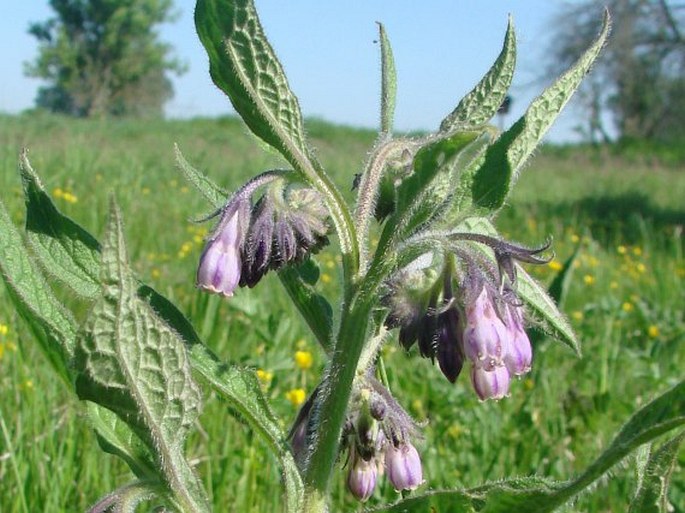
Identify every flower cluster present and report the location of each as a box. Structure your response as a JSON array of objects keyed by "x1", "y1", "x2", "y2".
[
  {"x1": 288, "y1": 378, "x2": 423, "y2": 502},
  {"x1": 384, "y1": 235, "x2": 549, "y2": 400},
  {"x1": 197, "y1": 178, "x2": 329, "y2": 296},
  {"x1": 343, "y1": 378, "x2": 423, "y2": 501}
]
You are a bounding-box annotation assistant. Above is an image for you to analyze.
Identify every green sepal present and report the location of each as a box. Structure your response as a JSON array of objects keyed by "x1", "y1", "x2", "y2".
[{"x1": 439, "y1": 17, "x2": 516, "y2": 133}]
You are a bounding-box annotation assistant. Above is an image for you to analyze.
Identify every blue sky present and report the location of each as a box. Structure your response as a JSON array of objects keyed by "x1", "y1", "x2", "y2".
[{"x1": 1, "y1": 1, "x2": 586, "y2": 142}]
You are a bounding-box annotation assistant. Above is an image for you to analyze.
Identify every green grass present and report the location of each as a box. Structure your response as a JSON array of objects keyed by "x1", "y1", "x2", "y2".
[{"x1": 0, "y1": 113, "x2": 683, "y2": 512}]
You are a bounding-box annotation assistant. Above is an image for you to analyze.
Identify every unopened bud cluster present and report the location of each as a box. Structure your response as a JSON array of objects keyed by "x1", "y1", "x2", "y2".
[
  {"x1": 343, "y1": 378, "x2": 424, "y2": 502},
  {"x1": 385, "y1": 236, "x2": 549, "y2": 400},
  {"x1": 197, "y1": 179, "x2": 329, "y2": 296}
]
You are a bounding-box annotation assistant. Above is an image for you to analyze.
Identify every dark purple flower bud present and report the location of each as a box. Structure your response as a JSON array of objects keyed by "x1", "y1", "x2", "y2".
[
  {"x1": 503, "y1": 305, "x2": 532, "y2": 376},
  {"x1": 240, "y1": 196, "x2": 274, "y2": 288},
  {"x1": 196, "y1": 199, "x2": 250, "y2": 297},
  {"x1": 347, "y1": 452, "x2": 377, "y2": 502},
  {"x1": 436, "y1": 307, "x2": 465, "y2": 383},
  {"x1": 384, "y1": 442, "x2": 423, "y2": 491},
  {"x1": 471, "y1": 364, "x2": 511, "y2": 401},
  {"x1": 463, "y1": 288, "x2": 509, "y2": 371}
]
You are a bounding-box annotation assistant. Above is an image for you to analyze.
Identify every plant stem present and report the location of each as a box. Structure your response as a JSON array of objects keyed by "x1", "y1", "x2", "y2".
[{"x1": 303, "y1": 293, "x2": 374, "y2": 498}]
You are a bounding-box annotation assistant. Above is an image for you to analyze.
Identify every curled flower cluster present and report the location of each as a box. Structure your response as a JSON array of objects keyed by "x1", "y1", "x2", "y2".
[
  {"x1": 343, "y1": 379, "x2": 424, "y2": 502},
  {"x1": 384, "y1": 236, "x2": 549, "y2": 400},
  {"x1": 197, "y1": 179, "x2": 329, "y2": 296},
  {"x1": 288, "y1": 378, "x2": 423, "y2": 503}
]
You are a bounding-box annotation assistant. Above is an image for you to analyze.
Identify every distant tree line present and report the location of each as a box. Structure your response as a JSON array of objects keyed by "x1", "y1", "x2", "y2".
[
  {"x1": 25, "y1": 0, "x2": 185, "y2": 118},
  {"x1": 545, "y1": 0, "x2": 685, "y2": 143}
]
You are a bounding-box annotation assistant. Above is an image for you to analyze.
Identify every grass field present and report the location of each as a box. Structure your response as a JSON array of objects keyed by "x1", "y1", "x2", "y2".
[{"x1": 0, "y1": 112, "x2": 683, "y2": 512}]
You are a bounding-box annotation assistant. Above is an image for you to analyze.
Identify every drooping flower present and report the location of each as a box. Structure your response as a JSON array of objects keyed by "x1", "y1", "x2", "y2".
[
  {"x1": 463, "y1": 287, "x2": 509, "y2": 372},
  {"x1": 471, "y1": 362, "x2": 511, "y2": 401},
  {"x1": 347, "y1": 450, "x2": 378, "y2": 502},
  {"x1": 196, "y1": 198, "x2": 250, "y2": 296},
  {"x1": 502, "y1": 302, "x2": 532, "y2": 376},
  {"x1": 384, "y1": 442, "x2": 423, "y2": 491}
]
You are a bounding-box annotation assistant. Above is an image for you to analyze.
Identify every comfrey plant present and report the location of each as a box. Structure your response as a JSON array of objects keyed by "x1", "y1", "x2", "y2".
[{"x1": 1, "y1": 1, "x2": 684, "y2": 512}]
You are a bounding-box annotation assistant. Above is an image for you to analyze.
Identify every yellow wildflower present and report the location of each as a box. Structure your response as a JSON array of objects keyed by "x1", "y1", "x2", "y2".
[
  {"x1": 571, "y1": 234, "x2": 580, "y2": 243},
  {"x1": 321, "y1": 273, "x2": 332, "y2": 284},
  {"x1": 294, "y1": 350, "x2": 313, "y2": 370},
  {"x1": 286, "y1": 388, "x2": 306, "y2": 406},
  {"x1": 151, "y1": 268, "x2": 161, "y2": 279},
  {"x1": 572, "y1": 311, "x2": 584, "y2": 321},
  {"x1": 617, "y1": 245, "x2": 627, "y2": 255},
  {"x1": 0, "y1": 323, "x2": 8, "y2": 336},
  {"x1": 622, "y1": 302, "x2": 634, "y2": 313},
  {"x1": 583, "y1": 274, "x2": 595, "y2": 286},
  {"x1": 548, "y1": 260, "x2": 563, "y2": 272},
  {"x1": 632, "y1": 247, "x2": 642, "y2": 256},
  {"x1": 647, "y1": 325, "x2": 659, "y2": 338},
  {"x1": 256, "y1": 369, "x2": 273, "y2": 385}
]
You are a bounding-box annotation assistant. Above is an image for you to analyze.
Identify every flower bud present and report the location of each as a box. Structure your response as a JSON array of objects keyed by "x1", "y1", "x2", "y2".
[
  {"x1": 471, "y1": 364, "x2": 511, "y2": 401},
  {"x1": 436, "y1": 308, "x2": 464, "y2": 383},
  {"x1": 347, "y1": 452, "x2": 377, "y2": 502},
  {"x1": 196, "y1": 199, "x2": 249, "y2": 297},
  {"x1": 463, "y1": 288, "x2": 509, "y2": 371},
  {"x1": 503, "y1": 305, "x2": 532, "y2": 376},
  {"x1": 384, "y1": 442, "x2": 423, "y2": 491}
]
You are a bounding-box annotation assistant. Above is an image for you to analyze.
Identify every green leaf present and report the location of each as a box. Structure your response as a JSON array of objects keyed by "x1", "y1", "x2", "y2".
[
  {"x1": 195, "y1": 0, "x2": 310, "y2": 167},
  {"x1": 278, "y1": 260, "x2": 333, "y2": 353},
  {"x1": 566, "y1": 380, "x2": 685, "y2": 499},
  {"x1": 0, "y1": 198, "x2": 76, "y2": 382},
  {"x1": 461, "y1": 11, "x2": 611, "y2": 216},
  {"x1": 20, "y1": 150, "x2": 101, "y2": 299},
  {"x1": 380, "y1": 131, "x2": 483, "y2": 250},
  {"x1": 377, "y1": 22, "x2": 397, "y2": 134},
  {"x1": 86, "y1": 403, "x2": 158, "y2": 480},
  {"x1": 174, "y1": 144, "x2": 226, "y2": 210},
  {"x1": 629, "y1": 431, "x2": 685, "y2": 513},
  {"x1": 546, "y1": 244, "x2": 579, "y2": 307},
  {"x1": 517, "y1": 266, "x2": 579, "y2": 355},
  {"x1": 74, "y1": 201, "x2": 209, "y2": 513},
  {"x1": 439, "y1": 17, "x2": 516, "y2": 133},
  {"x1": 188, "y1": 343, "x2": 304, "y2": 512}
]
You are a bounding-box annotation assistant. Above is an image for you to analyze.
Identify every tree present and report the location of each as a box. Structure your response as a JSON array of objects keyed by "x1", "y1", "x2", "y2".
[
  {"x1": 25, "y1": 0, "x2": 186, "y2": 118},
  {"x1": 544, "y1": 0, "x2": 685, "y2": 142}
]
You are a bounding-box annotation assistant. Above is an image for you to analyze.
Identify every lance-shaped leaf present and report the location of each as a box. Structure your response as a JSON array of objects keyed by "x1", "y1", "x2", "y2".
[
  {"x1": 439, "y1": 17, "x2": 516, "y2": 133},
  {"x1": 455, "y1": 11, "x2": 610, "y2": 217},
  {"x1": 279, "y1": 260, "x2": 333, "y2": 353},
  {"x1": 195, "y1": 0, "x2": 310, "y2": 167},
  {"x1": 174, "y1": 144, "x2": 227, "y2": 210},
  {"x1": 370, "y1": 381, "x2": 685, "y2": 513},
  {"x1": 0, "y1": 198, "x2": 76, "y2": 382},
  {"x1": 19, "y1": 150, "x2": 101, "y2": 299},
  {"x1": 629, "y1": 431, "x2": 685, "y2": 513},
  {"x1": 87, "y1": 403, "x2": 158, "y2": 480},
  {"x1": 74, "y1": 202, "x2": 209, "y2": 513},
  {"x1": 378, "y1": 22, "x2": 397, "y2": 134}
]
